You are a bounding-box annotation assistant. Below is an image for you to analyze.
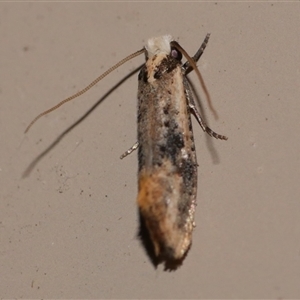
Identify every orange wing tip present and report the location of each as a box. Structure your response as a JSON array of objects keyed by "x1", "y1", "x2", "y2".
[{"x1": 137, "y1": 173, "x2": 193, "y2": 261}]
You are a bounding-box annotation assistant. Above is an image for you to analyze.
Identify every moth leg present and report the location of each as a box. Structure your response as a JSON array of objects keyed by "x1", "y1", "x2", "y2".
[
  {"x1": 189, "y1": 102, "x2": 228, "y2": 140},
  {"x1": 183, "y1": 33, "x2": 210, "y2": 74},
  {"x1": 120, "y1": 141, "x2": 139, "y2": 159},
  {"x1": 184, "y1": 78, "x2": 228, "y2": 140}
]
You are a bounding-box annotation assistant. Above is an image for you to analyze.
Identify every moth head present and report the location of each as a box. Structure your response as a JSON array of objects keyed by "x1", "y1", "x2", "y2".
[{"x1": 145, "y1": 35, "x2": 173, "y2": 58}]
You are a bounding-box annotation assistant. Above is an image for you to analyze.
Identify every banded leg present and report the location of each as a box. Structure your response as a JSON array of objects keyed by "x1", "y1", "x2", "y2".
[
  {"x1": 183, "y1": 33, "x2": 210, "y2": 74},
  {"x1": 120, "y1": 141, "x2": 139, "y2": 159},
  {"x1": 184, "y1": 78, "x2": 228, "y2": 140}
]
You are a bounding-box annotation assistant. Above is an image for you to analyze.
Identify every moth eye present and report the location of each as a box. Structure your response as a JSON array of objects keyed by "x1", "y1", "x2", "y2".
[{"x1": 171, "y1": 48, "x2": 182, "y2": 61}]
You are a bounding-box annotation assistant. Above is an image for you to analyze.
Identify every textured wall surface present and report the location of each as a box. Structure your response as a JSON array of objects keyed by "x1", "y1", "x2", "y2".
[{"x1": 1, "y1": 2, "x2": 299, "y2": 298}]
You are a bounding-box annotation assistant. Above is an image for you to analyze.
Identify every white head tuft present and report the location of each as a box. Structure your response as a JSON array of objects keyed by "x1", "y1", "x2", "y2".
[{"x1": 145, "y1": 35, "x2": 173, "y2": 58}]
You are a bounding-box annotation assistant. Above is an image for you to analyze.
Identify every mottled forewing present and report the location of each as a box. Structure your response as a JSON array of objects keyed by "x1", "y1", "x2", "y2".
[{"x1": 137, "y1": 54, "x2": 198, "y2": 260}]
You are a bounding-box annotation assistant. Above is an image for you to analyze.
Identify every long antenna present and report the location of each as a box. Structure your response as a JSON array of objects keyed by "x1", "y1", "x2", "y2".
[{"x1": 25, "y1": 48, "x2": 145, "y2": 133}]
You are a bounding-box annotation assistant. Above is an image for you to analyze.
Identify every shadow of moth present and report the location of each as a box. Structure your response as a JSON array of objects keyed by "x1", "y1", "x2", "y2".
[{"x1": 25, "y1": 34, "x2": 227, "y2": 268}]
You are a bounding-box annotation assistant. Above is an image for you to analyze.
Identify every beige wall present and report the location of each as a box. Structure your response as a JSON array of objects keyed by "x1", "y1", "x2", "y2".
[{"x1": 1, "y1": 2, "x2": 299, "y2": 298}]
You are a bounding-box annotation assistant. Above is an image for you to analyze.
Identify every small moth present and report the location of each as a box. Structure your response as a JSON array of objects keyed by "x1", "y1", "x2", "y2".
[{"x1": 25, "y1": 34, "x2": 227, "y2": 267}]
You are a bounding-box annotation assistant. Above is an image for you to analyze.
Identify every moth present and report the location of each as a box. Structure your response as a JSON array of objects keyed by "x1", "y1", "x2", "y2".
[{"x1": 25, "y1": 34, "x2": 227, "y2": 267}]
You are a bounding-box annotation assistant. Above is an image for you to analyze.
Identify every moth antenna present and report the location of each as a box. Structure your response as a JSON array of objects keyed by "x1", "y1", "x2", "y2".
[
  {"x1": 25, "y1": 48, "x2": 145, "y2": 133},
  {"x1": 171, "y1": 41, "x2": 219, "y2": 120}
]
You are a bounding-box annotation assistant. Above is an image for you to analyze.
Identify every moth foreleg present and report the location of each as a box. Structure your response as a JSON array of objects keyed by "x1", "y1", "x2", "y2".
[
  {"x1": 183, "y1": 33, "x2": 210, "y2": 74},
  {"x1": 120, "y1": 141, "x2": 139, "y2": 159}
]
